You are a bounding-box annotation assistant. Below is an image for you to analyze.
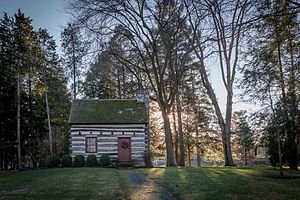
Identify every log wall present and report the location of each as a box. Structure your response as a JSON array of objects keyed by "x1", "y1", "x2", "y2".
[{"x1": 70, "y1": 124, "x2": 148, "y2": 161}]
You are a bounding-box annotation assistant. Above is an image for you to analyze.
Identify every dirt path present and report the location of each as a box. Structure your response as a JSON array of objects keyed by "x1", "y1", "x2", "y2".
[{"x1": 122, "y1": 170, "x2": 177, "y2": 200}]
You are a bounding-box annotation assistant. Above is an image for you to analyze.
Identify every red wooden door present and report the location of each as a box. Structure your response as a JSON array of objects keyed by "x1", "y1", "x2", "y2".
[{"x1": 118, "y1": 137, "x2": 131, "y2": 161}]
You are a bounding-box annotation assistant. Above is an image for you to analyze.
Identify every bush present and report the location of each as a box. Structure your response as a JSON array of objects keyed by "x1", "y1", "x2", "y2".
[
  {"x1": 46, "y1": 156, "x2": 61, "y2": 168},
  {"x1": 61, "y1": 155, "x2": 72, "y2": 167},
  {"x1": 86, "y1": 155, "x2": 97, "y2": 167},
  {"x1": 143, "y1": 150, "x2": 153, "y2": 168},
  {"x1": 99, "y1": 154, "x2": 111, "y2": 166},
  {"x1": 74, "y1": 155, "x2": 85, "y2": 167}
]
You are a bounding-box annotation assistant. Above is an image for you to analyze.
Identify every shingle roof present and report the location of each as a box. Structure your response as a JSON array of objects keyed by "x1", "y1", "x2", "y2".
[{"x1": 68, "y1": 99, "x2": 148, "y2": 124}]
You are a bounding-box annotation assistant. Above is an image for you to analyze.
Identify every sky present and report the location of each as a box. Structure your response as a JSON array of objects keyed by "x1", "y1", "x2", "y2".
[
  {"x1": 0, "y1": 0, "x2": 69, "y2": 51},
  {"x1": 0, "y1": 0, "x2": 257, "y2": 114}
]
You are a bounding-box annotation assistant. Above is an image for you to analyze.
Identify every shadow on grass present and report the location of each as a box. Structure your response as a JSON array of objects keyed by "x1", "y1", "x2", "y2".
[
  {"x1": 149, "y1": 166, "x2": 300, "y2": 200},
  {"x1": 0, "y1": 168, "x2": 127, "y2": 200}
]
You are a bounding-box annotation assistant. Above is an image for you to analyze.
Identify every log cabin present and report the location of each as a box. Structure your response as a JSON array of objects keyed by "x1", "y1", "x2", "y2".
[{"x1": 68, "y1": 91, "x2": 149, "y2": 166}]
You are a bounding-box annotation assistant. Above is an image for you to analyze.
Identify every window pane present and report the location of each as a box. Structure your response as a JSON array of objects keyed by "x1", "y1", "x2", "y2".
[{"x1": 86, "y1": 137, "x2": 97, "y2": 153}]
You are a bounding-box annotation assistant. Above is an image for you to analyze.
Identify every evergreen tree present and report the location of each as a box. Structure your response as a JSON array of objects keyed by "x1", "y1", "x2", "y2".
[
  {"x1": 61, "y1": 23, "x2": 87, "y2": 99},
  {"x1": 181, "y1": 66, "x2": 219, "y2": 167},
  {"x1": 82, "y1": 50, "x2": 117, "y2": 99},
  {"x1": 0, "y1": 13, "x2": 17, "y2": 170},
  {"x1": 241, "y1": 0, "x2": 300, "y2": 170},
  {"x1": 0, "y1": 11, "x2": 71, "y2": 169},
  {"x1": 235, "y1": 111, "x2": 254, "y2": 165}
]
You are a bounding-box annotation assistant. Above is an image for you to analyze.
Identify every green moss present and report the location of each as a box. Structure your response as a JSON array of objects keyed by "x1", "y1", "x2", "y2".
[{"x1": 69, "y1": 99, "x2": 148, "y2": 124}]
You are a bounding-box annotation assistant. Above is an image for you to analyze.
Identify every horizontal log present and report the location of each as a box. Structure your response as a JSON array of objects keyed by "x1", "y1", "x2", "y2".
[
  {"x1": 71, "y1": 136, "x2": 147, "y2": 141},
  {"x1": 71, "y1": 142, "x2": 148, "y2": 148},
  {"x1": 71, "y1": 124, "x2": 146, "y2": 128},
  {"x1": 71, "y1": 131, "x2": 146, "y2": 136},
  {"x1": 71, "y1": 152, "x2": 144, "y2": 158},
  {"x1": 72, "y1": 147, "x2": 85, "y2": 151},
  {"x1": 71, "y1": 137, "x2": 85, "y2": 141},
  {"x1": 72, "y1": 141, "x2": 85, "y2": 145},
  {"x1": 70, "y1": 129, "x2": 146, "y2": 132}
]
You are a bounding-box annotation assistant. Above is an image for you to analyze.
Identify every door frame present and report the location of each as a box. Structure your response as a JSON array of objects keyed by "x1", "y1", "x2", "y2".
[{"x1": 118, "y1": 137, "x2": 131, "y2": 161}]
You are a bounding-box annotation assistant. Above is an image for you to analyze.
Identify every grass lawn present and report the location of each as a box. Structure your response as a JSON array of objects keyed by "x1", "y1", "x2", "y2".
[
  {"x1": 140, "y1": 166, "x2": 300, "y2": 200},
  {"x1": 0, "y1": 168, "x2": 129, "y2": 200},
  {"x1": 1, "y1": 167, "x2": 300, "y2": 200}
]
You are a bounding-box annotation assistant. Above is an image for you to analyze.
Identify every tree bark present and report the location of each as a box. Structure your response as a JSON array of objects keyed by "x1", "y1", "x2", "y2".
[
  {"x1": 244, "y1": 148, "x2": 247, "y2": 165},
  {"x1": 195, "y1": 118, "x2": 201, "y2": 167},
  {"x1": 187, "y1": 136, "x2": 191, "y2": 167},
  {"x1": 71, "y1": 32, "x2": 76, "y2": 99},
  {"x1": 183, "y1": 0, "x2": 252, "y2": 167},
  {"x1": 286, "y1": 25, "x2": 298, "y2": 171},
  {"x1": 276, "y1": 129, "x2": 283, "y2": 177},
  {"x1": 17, "y1": 73, "x2": 21, "y2": 170},
  {"x1": 4, "y1": 150, "x2": 8, "y2": 170},
  {"x1": 176, "y1": 91, "x2": 185, "y2": 166},
  {"x1": 224, "y1": 90, "x2": 235, "y2": 165},
  {"x1": 191, "y1": 69, "x2": 201, "y2": 167},
  {"x1": 161, "y1": 109, "x2": 176, "y2": 166},
  {"x1": 45, "y1": 88, "x2": 53, "y2": 156},
  {"x1": 199, "y1": 65, "x2": 235, "y2": 166},
  {"x1": 172, "y1": 107, "x2": 179, "y2": 165},
  {"x1": 117, "y1": 68, "x2": 121, "y2": 99},
  {"x1": 0, "y1": 151, "x2": 2, "y2": 171}
]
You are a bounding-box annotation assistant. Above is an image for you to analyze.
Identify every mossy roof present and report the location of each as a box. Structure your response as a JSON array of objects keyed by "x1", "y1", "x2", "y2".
[{"x1": 68, "y1": 99, "x2": 148, "y2": 124}]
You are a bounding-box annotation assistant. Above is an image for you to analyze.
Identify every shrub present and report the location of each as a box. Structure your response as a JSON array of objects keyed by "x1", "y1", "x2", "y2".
[
  {"x1": 99, "y1": 154, "x2": 111, "y2": 167},
  {"x1": 86, "y1": 155, "x2": 97, "y2": 167},
  {"x1": 74, "y1": 155, "x2": 85, "y2": 167},
  {"x1": 46, "y1": 156, "x2": 61, "y2": 168},
  {"x1": 143, "y1": 150, "x2": 153, "y2": 168},
  {"x1": 61, "y1": 155, "x2": 72, "y2": 167}
]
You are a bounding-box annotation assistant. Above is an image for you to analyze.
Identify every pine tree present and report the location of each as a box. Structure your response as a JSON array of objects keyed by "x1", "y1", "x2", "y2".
[
  {"x1": 241, "y1": 0, "x2": 300, "y2": 170},
  {"x1": 0, "y1": 13, "x2": 17, "y2": 170},
  {"x1": 61, "y1": 23, "x2": 87, "y2": 99},
  {"x1": 234, "y1": 111, "x2": 254, "y2": 165},
  {"x1": 0, "y1": 11, "x2": 71, "y2": 169}
]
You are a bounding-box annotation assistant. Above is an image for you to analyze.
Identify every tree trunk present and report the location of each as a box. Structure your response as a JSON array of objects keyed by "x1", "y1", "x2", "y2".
[
  {"x1": 172, "y1": 107, "x2": 179, "y2": 165},
  {"x1": 265, "y1": 145, "x2": 268, "y2": 165},
  {"x1": 276, "y1": 129, "x2": 283, "y2": 177},
  {"x1": 122, "y1": 67, "x2": 126, "y2": 98},
  {"x1": 286, "y1": 27, "x2": 298, "y2": 170},
  {"x1": 199, "y1": 66, "x2": 235, "y2": 166},
  {"x1": 71, "y1": 33, "x2": 76, "y2": 99},
  {"x1": 195, "y1": 118, "x2": 201, "y2": 167},
  {"x1": 254, "y1": 147, "x2": 257, "y2": 165},
  {"x1": 224, "y1": 91, "x2": 235, "y2": 166},
  {"x1": 190, "y1": 68, "x2": 201, "y2": 167},
  {"x1": 187, "y1": 137, "x2": 191, "y2": 167},
  {"x1": 4, "y1": 150, "x2": 8, "y2": 170},
  {"x1": 244, "y1": 148, "x2": 247, "y2": 165},
  {"x1": 45, "y1": 89, "x2": 53, "y2": 156},
  {"x1": 176, "y1": 92, "x2": 185, "y2": 166},
  {"x1": 17, "y1": 73, "x2": 21, "y2": 170},
  {"x1": 0, "y1": 151, "x2": 3, "y2": 171},
  {"x1": 161, "y1": 109, "x2": 176, "y2": 166},
  {"x1": 43, "y1": 64, "x2": 53, "y2": 156},
  {"x1": 117, "y1": 68, "x2": 121, "y2": 99}
]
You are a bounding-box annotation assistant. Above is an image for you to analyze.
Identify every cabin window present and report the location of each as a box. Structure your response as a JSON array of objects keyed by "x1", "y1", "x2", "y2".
[{"x1": 86, "y1": 137, "x2": 97, "y2": 153}]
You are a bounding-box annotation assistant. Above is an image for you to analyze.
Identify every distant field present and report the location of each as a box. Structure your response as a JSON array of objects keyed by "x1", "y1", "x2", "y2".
[
  {"x1": 140, "y1": 166, "x2": 300, "y2": 200},
  {"x1": 1, "y1": 167, "x2": 299, "y2": 200}
]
